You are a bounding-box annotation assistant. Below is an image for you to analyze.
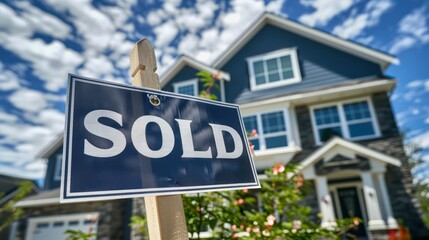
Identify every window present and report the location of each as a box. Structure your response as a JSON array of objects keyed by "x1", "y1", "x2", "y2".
[
  {"x1": 54, "y1": 154, "x2": 62, "y2": 181},
  {"x1": 312, "y1": 99, "x2": 379, "y2": 144},
  {"x1": 247, "y1": 48, "x2": 301, "y2": 91},
  {"x1": 243, "y1": 111, "x2": 288, "y2": 151},
  {"x1": 174, "y1": 79, "x2": 198, "y2": 96}
]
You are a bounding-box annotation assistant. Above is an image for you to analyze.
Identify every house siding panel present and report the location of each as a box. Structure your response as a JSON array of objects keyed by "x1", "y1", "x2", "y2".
[{"x1": 220, "y1": 24, "x2": 383, "y2": 104}]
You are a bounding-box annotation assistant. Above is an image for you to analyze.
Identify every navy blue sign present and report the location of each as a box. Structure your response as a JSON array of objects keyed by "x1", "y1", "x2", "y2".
[{"x1": 61, "y1": 74, "x2": 260, "y2": 203}]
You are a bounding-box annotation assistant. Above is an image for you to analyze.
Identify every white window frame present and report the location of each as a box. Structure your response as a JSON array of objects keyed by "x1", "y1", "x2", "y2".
[
  {"x1": 54, "y1": 154, "x2": 62, "y2": 181},
  {"x1": 25, "y1": 212, "x2": 99, "y2": 240},
  {"x1": 310, "y1": 97, "x2": 381, "y2": 145},
  {"x1": 247, "y1": 48, "x2": 302, "y2": 91},
  {"x1": 173, "y1": 79, "x2": 198, "y2": 96},
  {"x1": 243, "y1": 109, "x2": 289, "y2": 151}
]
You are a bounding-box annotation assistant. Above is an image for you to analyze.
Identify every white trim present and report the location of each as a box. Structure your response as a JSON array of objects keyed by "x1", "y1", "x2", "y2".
[
  {"x1": 160, "y1": 55, "x2": 230, "y2": 88},
  {"x1": 25, "y1": 212, "x2": 99, "y2": 240},
  {"x1": 36, "y1": 133, "x2": 63, "y2": 159},
  {"x1": 212, "y1": 13, "x2": 398, "y2": 69},
  {"x1": 328, "y1": 182, "x2": 370, "y2": 236},
  {"x1": 239, "y1": 79, "x2": 396, "y2": 109},
  {"x1": 247, "y1": 48, "x2": 302, "y2": 91},
  {"x1": 299, "y1": 137, "x2": 401, "y2": 171},
  {"x1": 173, "y1": 78, "x2": 198, "y2": 96},
  {"x1": 242, "y1": 109, "x2": 289, "y2": 151},
  {"x1": 310, "y1": 97, "x2": 381, "y2": 145},
  {"x1": 16, "y1": 197, "x2": 60, "y2": 207}
]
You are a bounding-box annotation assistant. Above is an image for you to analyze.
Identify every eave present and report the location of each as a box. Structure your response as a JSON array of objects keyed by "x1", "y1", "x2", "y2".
[{"x1": 211, "y1": 12, "x2": 399, "y2": 70}]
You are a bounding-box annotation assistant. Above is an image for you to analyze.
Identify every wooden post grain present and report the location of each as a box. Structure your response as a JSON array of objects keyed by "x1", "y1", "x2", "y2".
[{"x1": 129, "y1": 38, "x2": 189, "y2": 240}]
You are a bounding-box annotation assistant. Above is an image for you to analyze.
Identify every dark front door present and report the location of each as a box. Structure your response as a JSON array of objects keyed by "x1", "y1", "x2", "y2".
[{"x1": 337, "y1": 187, "x2": 367, "y2": 238}]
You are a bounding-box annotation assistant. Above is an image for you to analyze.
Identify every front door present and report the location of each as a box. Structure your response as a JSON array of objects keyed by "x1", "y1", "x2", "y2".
[{"x1": 337, "y1": 187, "x2": 367, "y2": 238}]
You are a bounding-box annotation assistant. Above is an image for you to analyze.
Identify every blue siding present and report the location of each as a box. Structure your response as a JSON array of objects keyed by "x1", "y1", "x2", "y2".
[
  {"x1": 220, "y1": 24, "x2": 383, "y2": 104},
  {"x1": 43, "y1": 146, "x2": 62, "y2": 190},
  {"x1": 162, "y1": 65, "x2": 221, "y2": 100}
]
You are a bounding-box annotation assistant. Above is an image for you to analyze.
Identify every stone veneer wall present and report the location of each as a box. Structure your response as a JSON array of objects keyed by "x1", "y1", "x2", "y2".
[
  {"x1": 300, "y1": 180, "x2": 320, "y2": 223},
  {"x1": 15, "y1": 199, "x2": 130, "y2": 240}
]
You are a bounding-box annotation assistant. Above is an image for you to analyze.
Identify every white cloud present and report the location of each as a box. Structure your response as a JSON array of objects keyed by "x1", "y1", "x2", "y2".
[
  {"x1": 0, "y1": 3, "x2": 32, "y2": 37},
  {"x1": 154, "y1": 20, "x2": 179, "y2": 47},
  {"x1": 0, "y1": 63, "x2": 21, "y2": 91},
  {"x1": 79, "y1": 55, "x2": 115, "y2": 78},
  {"x1": 333, "y1": 0, "x2": 393, "y2": 39},
  {"x1": 412, "y1": 131, "x2": 429, "y2": 149},
  {"x1": 266, "y1": 0, "x2": 286, "y2": 14},
  {"x1": 14, "y1": 1, "x2": 71, "y2": 39},
  {"x1": 389, "y1": 36, "x2": 417, "y2": 54},
  {"x1": 0, "y1": 111, "x2": 18, "y2": 123},
  {"x1": 389, "y1": 7, "x2": 429, "y2": 54},
  {"x1": 299, "y1": 0, "x2": 355, "y2": 27},
  {"x1": 0, "y1": 36, "x2": 84, "y2": 91},
  {"x1": 8, "y1": 89, "x2": 47, "y2": 112}
]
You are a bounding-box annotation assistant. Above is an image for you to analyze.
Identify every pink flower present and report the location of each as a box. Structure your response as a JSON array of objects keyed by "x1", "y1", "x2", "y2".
[
  {"x1": 296, "y1": 175, "x2": 304, "y2": 187},
  {"x1": 293, "y1": 220, "x2": 302, "y2": 229},
  {"x1": 212, "y1": 71, "x2": 221, "y2": 80},
  {"x1": 238, "y1": 198, "x2": 244, "y2": 204},
  {"x1": 265, "y1": 215, "x2": 276, "y2": 226},
  {"x1": 272, "y1": 163, "x2": 285, "y2": 175},
  {"x1": 252, "y1": 227, "x2": 260, "y2": 233},
  {"x1": 242, "y1": 189, "x2": 248, "y2": 193},
  {"x1": 250, "y1": 129, "x2": 258, "y2": 137},
  {"x1": 248, "y1": 142, "x2": 255, "y2": 157},
  {"x1": 231, "y1": 224, "x2": 237, "y2": 231},
  {"x1": 262, "y1": 230, "x2": 270, "y2": 236},
  {"x1": 232, "y1": 233, "x2": 239, "y2": 239}
]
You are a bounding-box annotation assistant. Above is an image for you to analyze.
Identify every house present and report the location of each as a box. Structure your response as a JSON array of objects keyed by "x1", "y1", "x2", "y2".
[
  {"x1": 0, "y1": 173, "x2": 38, "y2": 240},
  {"x1": 15, "y1": 12, "x2": 428, "y2": 239}
]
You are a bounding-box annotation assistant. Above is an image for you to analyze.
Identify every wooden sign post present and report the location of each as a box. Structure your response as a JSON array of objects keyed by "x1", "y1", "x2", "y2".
[{"x1": 129, "y1": 38, "x2": 189, "y2": 240}]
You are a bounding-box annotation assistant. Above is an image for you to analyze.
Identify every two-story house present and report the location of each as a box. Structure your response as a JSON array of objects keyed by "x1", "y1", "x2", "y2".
[{"x1": 15, "y1": 12, "x2": 427, "y2": 239}]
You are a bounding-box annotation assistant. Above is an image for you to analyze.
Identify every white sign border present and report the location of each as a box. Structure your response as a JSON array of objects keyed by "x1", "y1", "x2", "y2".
[{"x1": 60, "y1": 74, "x2": 260, "y2": 203}]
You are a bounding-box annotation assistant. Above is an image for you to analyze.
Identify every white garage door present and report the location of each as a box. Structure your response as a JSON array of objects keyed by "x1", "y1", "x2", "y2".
[{"x1": 25, "y1": 213, "x2": 99, "y2": 240}]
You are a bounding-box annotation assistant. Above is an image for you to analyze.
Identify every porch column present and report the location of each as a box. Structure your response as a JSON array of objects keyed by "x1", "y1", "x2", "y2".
[
  {"x1": 315, "y1": 176, "x2": 336, "y2": 228},
  {"x1": 361, "y1": 172, "x2": 386, "y2": 230},
  {"x1": 376, "y1": 173, "x2": 398, "y2": 229}
]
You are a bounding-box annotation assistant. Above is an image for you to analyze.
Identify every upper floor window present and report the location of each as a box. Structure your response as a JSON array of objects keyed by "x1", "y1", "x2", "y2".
[
  {"x1": 311, "y1": 98, "x2": 380, "y2": 145},
  {"x1": 247, "y1": 48, "x2": 302, "y2": 91},
  {"x1": 54, "y1": 154, "x2": 62, "y2": 181},
  {"x1": 243, "y1": 110, "x2": 288, "y2": 150},
  {"x1": 174, "y1": 79, "x2": 198, "y2": 96}
]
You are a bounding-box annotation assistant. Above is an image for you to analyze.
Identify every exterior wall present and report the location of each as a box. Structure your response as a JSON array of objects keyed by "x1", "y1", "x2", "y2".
[
  {"x1": 15, "y1": 199, "x2": 131, "y2": 240},
  {"x1": 301, "y1": 180, "x2": 320, "y2": 223},
  {"x1": 220, "y1": 24, "x2": 383, "y2": 104},
  {"x1": 292, "y1": 92, "x2": 428, "y2": 238}
]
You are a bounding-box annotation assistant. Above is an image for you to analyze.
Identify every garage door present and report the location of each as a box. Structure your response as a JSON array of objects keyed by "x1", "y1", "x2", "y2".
[{"x1": 25, "y1": 213, "x2": 99, "y2": 240}]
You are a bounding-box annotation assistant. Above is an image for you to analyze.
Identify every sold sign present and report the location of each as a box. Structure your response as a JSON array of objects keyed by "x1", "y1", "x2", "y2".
[{"x1": 61, "y1": 74, "x2": 260, "y2": 203}]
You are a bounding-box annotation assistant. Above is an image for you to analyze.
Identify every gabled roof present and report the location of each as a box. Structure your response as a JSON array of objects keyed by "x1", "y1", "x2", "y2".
[
  {"x1": 299, "y1": 137, "x2": 402, "y2": 170},
  {"x1": 160, "y1": 55, "x2": 230, "y2": 88},
  {"x1": 36, "y1": 133, "x2": 63, "y2": 159},
  {"x1": 211, "y1": 12, "x2": 399, "y2": 70}
]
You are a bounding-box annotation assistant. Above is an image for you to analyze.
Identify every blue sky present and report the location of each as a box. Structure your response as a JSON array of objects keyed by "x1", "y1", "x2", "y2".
[{"x1": 0, "y1": 0, "x2": 428, "y2": 180}]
